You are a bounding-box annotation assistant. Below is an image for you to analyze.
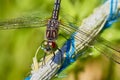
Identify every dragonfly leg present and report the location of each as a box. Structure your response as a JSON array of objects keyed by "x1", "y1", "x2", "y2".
[
  {"x1": 42, "y1": 53, "x2": 46, "y2": 66},
  {"x1": 50, "y1": 51, "x2": 56, "y2": 65},
  {"x1": 50, "y1": 48, "x2": 63, "y2": 65},
  {"x1": 58, "y1": 48, "x2": 63, "y2": 64}
]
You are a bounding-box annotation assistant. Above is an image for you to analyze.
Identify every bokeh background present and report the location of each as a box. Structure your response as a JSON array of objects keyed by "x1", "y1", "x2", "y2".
[{"x1": 0, "y1": 0, "x2": 120, "y2": 80}]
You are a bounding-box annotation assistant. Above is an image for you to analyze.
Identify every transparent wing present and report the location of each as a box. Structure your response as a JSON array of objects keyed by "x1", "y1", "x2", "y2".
[
  {"x1": 59, "y1": 22, "x2": 93, "y2": 42},
  {"x1": 0, "y1": 11, "x2": 50, "y2": 29},
  {"x1": 93, "y1": 37, "x2": 120, "y2": 64},
  {"x1": 59, "y1": 22, "x2": 120, "y2": 64}
]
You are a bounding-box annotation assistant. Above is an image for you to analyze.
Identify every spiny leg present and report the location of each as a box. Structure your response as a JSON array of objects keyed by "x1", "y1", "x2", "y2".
[
  {"x1": 58, "y1": 34, "x2": 67, "y2": 64},
  {"x1": 50, "y1": 51, "x2": 56, "y2": 65},
  {"x1": 50, "y1": 48, "x2": 63, "y2": 65},
  {"x1": 42, "y1": 52, "x2": 46, "y2": 66},
  {"x1": 58, "y1": 48, "x2": 63, "y2": 64}
]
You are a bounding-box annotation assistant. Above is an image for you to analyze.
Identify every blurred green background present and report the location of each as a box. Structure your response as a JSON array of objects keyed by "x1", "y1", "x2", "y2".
[{"x1": 0, "y1": 0, "x2": 120, "y2": 80}]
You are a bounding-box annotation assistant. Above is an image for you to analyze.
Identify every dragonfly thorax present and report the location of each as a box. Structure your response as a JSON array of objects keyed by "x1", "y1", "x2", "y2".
[{"x1": 46, "y1": 19, "x2": 59, "y2": 40}]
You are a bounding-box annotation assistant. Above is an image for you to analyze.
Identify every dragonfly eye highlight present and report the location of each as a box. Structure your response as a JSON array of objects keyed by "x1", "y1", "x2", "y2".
[
  {"x1": 44, "y1": 41, "x2": 48, "y2": 46},
  {"x1": 49, "y1": 42, "x2": 52, "y2": 46}
]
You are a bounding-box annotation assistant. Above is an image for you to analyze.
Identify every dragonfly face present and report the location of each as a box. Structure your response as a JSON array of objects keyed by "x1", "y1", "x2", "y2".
[{"x1": 42, "y1": 40, "x2": 58, "y2": 54}]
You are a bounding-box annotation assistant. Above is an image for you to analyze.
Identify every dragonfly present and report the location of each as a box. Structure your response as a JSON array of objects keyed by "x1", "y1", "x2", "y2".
[{"x1": 0, "y1": 0, "x2": 120, "y2": 64}]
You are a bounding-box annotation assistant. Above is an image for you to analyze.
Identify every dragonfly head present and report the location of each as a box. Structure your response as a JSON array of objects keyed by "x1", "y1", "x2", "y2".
[{"x1": 42, "y1": 41, "x2": 57, "y2": 54}]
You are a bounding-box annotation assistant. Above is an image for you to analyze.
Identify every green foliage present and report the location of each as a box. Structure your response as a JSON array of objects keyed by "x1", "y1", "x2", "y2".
[{"x1": 0, "y1": 0, "x2": 120, "y2": 80}]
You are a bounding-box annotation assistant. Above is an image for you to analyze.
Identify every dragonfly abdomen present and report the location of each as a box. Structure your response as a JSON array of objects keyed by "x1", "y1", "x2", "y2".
[{"x1": 52, "y1": 0, "x2": 61, "y2": 20}]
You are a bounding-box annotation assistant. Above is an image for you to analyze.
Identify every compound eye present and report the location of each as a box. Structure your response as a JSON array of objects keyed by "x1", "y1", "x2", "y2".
[
  {"x1": 49, "y1": 42, "x2": 52, "y2": 46},
  {"x1": 44, "y1": 41, "x2": 48, "y2": 45}
]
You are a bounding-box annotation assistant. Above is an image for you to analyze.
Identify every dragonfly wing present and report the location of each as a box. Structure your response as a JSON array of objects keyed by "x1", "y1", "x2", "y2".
[
  {"x1": 93, "y1": 37, "x2": 120, "y2": 64},
  {"x1": 59, "y1": 22, "x2": 95, "y2": 44},
  {"x1": 59, "y1": 22, "x2": 86, "y2": 36},
  {"x1": 60, "y1": 22, "x2": 77, "y2": 34},
  {"x1": 0, "y1": 17, "x2": 48, "y2": 29},
  {"x1": 59, "y1": 22, "x2": 120, "y2": 64}
]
